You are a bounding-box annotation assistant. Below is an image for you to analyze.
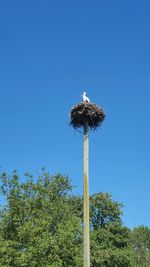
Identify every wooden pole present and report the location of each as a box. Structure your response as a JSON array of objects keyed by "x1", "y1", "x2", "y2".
[{"x1": 83, "y1": 121, "x2": 90, "y2": 267}]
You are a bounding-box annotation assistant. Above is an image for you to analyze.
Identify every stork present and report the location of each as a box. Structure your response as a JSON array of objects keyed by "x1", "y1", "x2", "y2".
[{"x1": 82, "y1": 92, "x2": 90, "y2": 103}]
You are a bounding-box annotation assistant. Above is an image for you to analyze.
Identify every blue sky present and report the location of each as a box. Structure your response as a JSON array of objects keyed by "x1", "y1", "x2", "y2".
[{"x1": 0, "y1": 0, "x2": 150, "y2": 228}]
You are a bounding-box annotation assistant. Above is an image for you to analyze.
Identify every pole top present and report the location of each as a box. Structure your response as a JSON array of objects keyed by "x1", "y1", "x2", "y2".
[{"x1": 70, "y1": 102, "x2": 105, "y2": 130}]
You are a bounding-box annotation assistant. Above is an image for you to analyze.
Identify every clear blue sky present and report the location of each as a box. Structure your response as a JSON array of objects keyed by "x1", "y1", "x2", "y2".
[{"x1": 0, "y1": 0, "x2": 150, "y2": 228}]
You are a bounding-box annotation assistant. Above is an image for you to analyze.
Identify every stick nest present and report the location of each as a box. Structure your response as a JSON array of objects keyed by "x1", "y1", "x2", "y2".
[{"x1": 70, "y1": 102, "x2": 105, "y2": 130}]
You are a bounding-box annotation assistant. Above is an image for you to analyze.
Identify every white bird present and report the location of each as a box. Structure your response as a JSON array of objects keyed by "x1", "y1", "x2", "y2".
[{"x1": 82, "y1": 92, "x2": 90, "y2": 103}]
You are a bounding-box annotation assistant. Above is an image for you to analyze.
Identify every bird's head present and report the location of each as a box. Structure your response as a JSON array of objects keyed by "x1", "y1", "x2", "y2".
[{"x1": 81, "y1": 92, "x2": 86, "y2": 96}]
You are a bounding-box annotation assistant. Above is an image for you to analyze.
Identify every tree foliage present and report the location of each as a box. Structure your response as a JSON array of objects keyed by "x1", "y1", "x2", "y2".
[
  {"x1": 131, "y1": 225, "x2": 150, "y2": 267},
  {"x1": 0, "y1": 170, "x2": 141, "y2": 266}
]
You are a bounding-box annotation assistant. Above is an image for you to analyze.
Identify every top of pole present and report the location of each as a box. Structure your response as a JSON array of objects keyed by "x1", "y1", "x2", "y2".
[{"x1": 70, "y1": 93, "x2": 105, "y2": 130}]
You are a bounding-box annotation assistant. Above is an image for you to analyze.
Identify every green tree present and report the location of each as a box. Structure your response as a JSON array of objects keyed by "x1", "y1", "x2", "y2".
[
  {"x1": 0, "y1": 170, "x2": 135, "y2": 266},
  {"x1": 90, "y1": 193, "x2": 135, "y2": 267},
  {"x1": 131, "y1": 225, "x2": 150, "y2": 267},
  {"x1": 0, "y1": 171, "x2": 82, "y2": 267}
]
